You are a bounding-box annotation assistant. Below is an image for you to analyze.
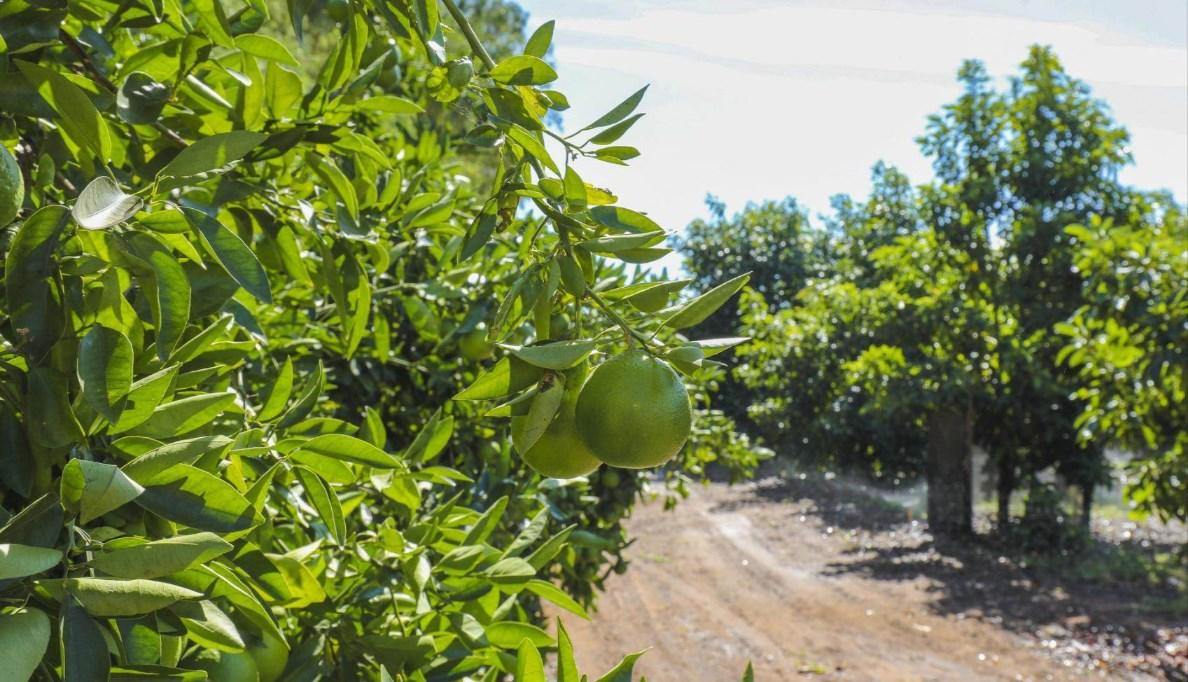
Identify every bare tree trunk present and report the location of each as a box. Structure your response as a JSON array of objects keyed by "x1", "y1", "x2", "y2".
[
  {"x1": 927, "y1": 406, "x2": 973, "y2": 537},
  {"x1": 996, "y1": 454, "x2": 1014, "y2": 530}
]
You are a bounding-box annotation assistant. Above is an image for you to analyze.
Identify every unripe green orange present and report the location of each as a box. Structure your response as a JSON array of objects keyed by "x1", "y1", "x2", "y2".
[
  {"x1": 446, "y1": 58, "x2": 474, "y2": 88},
  {"x1": 575, "y1": 350, "x2": 692, "y2": 468},
  {"x1": 511, "y1": 367, "x2": 602, "y2": 479},
  {"x1": 190, "y1": 649, "x2": 260, "y2": 682},
  {"x1": 0, "y1": 145, "x2": 23, "y2": 227},
  {"x1": 458, "y1": 323, "x2": 493, "y2": 360},
  {"x1": 246, "y1": 630, "x2": 289, "y2": 682}
]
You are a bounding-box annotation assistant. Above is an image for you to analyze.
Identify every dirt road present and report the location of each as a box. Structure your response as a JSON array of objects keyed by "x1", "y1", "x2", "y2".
[{"x1": 550, "y1": 478, "x2": 1156, "y2": 681}]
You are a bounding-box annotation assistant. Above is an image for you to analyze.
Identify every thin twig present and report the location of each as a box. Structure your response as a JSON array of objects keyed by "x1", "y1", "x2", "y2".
[
  {"x1": 59, "y1": 29, "x2": 190, "y2": 148},
  {"x1": 440, "y1": 0, "x2": 496, "y2": 71}
]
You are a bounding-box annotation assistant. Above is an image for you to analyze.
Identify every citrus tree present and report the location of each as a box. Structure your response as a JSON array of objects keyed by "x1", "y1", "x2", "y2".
[
  {"x1": 0, "y1": 0, "x2": 756, "y2": 679},
  {"x1": 717, "y1": 48, "x2": 1173, "y2": 533},
  {"x1": 1058, "y1": 195, "x2": 1188, "y2": 524}
]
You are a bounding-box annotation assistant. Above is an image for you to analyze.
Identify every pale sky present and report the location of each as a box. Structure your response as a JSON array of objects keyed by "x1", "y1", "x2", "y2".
[{"x1": 518, "y1": 0, "x2": 1188, "y2": 273}]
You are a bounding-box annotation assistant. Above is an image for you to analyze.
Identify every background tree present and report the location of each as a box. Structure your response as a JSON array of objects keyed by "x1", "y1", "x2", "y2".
[{"x1": 714, "y1": 47, "x2": 1181, "y2": 534}]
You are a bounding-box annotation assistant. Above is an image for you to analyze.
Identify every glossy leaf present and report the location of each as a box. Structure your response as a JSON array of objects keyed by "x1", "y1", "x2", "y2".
[
  {"x1": 78, "y1": 325, "x2": 134, "y2": 422},
  {"x1": 61, "y1": 460, "x2": 144, "y2": 524}
]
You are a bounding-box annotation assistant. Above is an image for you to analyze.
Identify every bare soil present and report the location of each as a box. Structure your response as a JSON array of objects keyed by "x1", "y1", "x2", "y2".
[{"x1": 548, "y1": 477, "x2": 1187, "y2": 682}]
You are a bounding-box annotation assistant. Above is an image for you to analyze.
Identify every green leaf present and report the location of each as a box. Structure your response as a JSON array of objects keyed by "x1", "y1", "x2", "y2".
[
  {"x1": 524, "y1": 20, "x2": 554, "y2": 58},
  {"x1": 89, "y1": 533, "x2": 233, "y2": 579},
  {"x1": 293, "y1": 434, "x2": 402, "y2": 469},
  {"x1": 61, "y1": 459, "x2": 145, "y2": 524},
  {"x1": 580, "y1": 85, "x2": 648, "y2": 133},
  {"x1": 133, "y1": 465, "x2": 257, "y2": 533},
  {"x1": 490, "y1": 55, "x2": 557, "y2": 86},
  {"x1": 589, "y1": 206, "x2": 661, "y2": 233},
  {"x1": 524, "y1": 580, "x2": 588, "y2": 619},
  {"x1": 578, "y1": 230, "x2": 666, "y2": 253},
  {"x1": 158, "y1": 131, "x2": 267, "y2": 179},
  {"x1": 306, "y1": 153, "x2": 359, "y2": 222},
  {"x1": 62, "y1": 577, "x2": 203, "y2": 617},
  {"x1": 278, "y1": 362, "x2": 324, "y2": 428},
  {"x1": 234, "y1": 34, "x2": 300, "y2": 66},
  {"x1": 589, "y1": 113, "x2": 644, "y2": 146},
  {"x1": 485, "y1": 621, "x2": 553, "y2": 649},
  {"x1": 0, "y1": 608, "x2": 51, "y2": 681},
  {"x1": 78, "y1": 325, "x2": 134, "y2": 422},
  {"x1": 5, "y1": 205, "x2": 69, "y2": 357},
  {"x1": 174, "y1": 599, "x2": 244, "y2": 652},
  {"x1": 118, "y1": 72, "x2": 170, "y2": 124},
  {"x1": 63, "y1": 594, "x2": 111, "y2": 681},
  {"x1": 357, "y1": 95, "x2": 424, "y2": 114},
  {"x1": 664, "y1": 273, "x2": 751, "y2": 330},
  {"x1": 132, "y1": 392, "x2": 236, "y2": 439},
  {"x1": 506, "y1": 125, "x2": 559, "y2": 174},
  {"x1": 257, "y1": 357, "x2": 294, "y2": 422},
  {"x1": 0, "y1": 543, "x2": 62, "y2": 580},
  {"x1": 556, "y1": 618, "x2": 580, "y2": 682},
  {"x1": 293, "y1": 466, "x2": 346, "y2": 545},
  {"x1": 516, "y1": 380, "x2": 563, "y2": 454},
  {"x1": 594, "y1": 651, "x2": 648, "y2": 682},
  {"x1": 25, "y1": 367, "x2": 84, "y2": 449},
  {"x1": 402, "y1": 409, "x2": 453, "y2": 464},
  {"x1": 110, "y1": 365, "x2": 179, "y2": 434},
  {"x1": 463, "y1": 496, "x2": 509, "y2": 546},
  {"x1": 689, "y1": 337, "x2": 751, "y2": 357},
  {"x1": 127, "y1": 235, "x2": 191, "y2": 361},
  {"x1": 16, "y1": 60, "x2": 111, "y2": 161},
  {"x1": 185, "y1": 209, "x2": 272, "y2": 304},
  {"x1": 515, "y1": 639, "x2": 546, "y2": 682},
  {"x1": 453, "y1": 356, "x2": 545, "y2": 400},
  {"x1": 484, "y1": 557, "x2": 536, "y2": 585},
  {"x1": 73, "y1": 177, "x2": 143, "y2": 229},
  {"x1": 506, "y1": 340, "x2": 596, "y2": 370}
]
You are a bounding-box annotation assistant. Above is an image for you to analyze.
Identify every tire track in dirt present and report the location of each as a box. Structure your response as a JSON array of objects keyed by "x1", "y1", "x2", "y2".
[{"x1": 549, "y1": 481, "x2": 1080, "y2": 681}]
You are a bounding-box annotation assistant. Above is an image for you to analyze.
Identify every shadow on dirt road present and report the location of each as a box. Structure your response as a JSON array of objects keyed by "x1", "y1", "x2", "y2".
[{"x1": 550, "y1": 476, "x2": 1186, "y2": 681}]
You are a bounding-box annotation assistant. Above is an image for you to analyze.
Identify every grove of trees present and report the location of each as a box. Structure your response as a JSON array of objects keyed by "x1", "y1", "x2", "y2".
[
  {"x1": 680, "y1": 47, "x2": 1187, "y2": 536},
  {"x1": 0, "y1": 0, "x2": 761, "y2": 680}
]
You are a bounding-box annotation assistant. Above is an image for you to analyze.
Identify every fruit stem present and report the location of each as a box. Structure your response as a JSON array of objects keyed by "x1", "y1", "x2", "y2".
[
  {"x1": 586, "y1": 288, "x2": 655, "y2": 354},
  {"x1": 441, "y1": 0, "x2": 496, "y2": 71}
]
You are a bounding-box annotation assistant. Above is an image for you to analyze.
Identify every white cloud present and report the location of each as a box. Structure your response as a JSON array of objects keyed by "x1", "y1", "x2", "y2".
[{"x1": 522, "y1": 1, "x2": 1188, "y2": 273}]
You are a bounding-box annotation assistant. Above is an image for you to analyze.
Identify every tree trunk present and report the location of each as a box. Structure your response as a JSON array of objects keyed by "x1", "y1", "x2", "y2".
[
  {"x1": 1080, "y1": 484, "x2": 1094, "y2": 532},
  {"x1": 996, "y1": 454, "x2": 1014, "y2": 530},
  {"x1": 926, "y1": 406, "x2": 973, "y2": 537}
]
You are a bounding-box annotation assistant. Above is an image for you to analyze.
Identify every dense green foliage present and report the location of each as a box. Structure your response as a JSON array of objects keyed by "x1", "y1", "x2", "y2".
[
  {"x1": 1059, "y1": 200, "x2": 1187, "y2": 523},
  {"x1": 0, "y1": 0, "x2": 760, "y2": 679},
  {"x1": 682, "y1": 47, "x2": 1187, "y2": 529}
]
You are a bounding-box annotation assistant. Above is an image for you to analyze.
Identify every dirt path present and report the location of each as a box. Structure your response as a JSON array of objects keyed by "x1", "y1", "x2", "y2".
[{"x1": 549, "y1": 480, "x2": 1096, "y2": 681}]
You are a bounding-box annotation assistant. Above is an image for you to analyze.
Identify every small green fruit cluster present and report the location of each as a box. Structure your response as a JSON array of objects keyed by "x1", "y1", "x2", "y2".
[{"x1": 512, "y1": 350, "x2": 693, "y2": 479}]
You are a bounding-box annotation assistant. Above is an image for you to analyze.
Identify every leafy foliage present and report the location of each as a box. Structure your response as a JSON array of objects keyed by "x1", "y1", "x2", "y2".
[
  {"x1": 1058, "y1": 198, "x2": 1188, "y2": 523},
  {"x1": 685, "y1": 47, "x2": 1184, "y2": 527},
  {"x1": 0, "y1": 0, "x2": 758, "y2": 679}
]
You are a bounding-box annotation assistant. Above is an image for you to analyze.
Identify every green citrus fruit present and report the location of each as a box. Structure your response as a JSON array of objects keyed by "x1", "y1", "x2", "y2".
[
  {"x1": 246, "y1": 631, "x2": 289, "y2": 682},
  {"x1": 0, "y1": 145, "x2": 24, "y2": 227},
  {"x1": 512, "y1": 368, "x2": 602, "y2": 479},
  {"x1": 458, "y1": 323, "x2": 493, "y2": 360},
  {"x1": 190, "y1": 649, "x2": 260, "y2": 682},
  {"x1": 575, "y1": 350, "x2": 692, "y2": 468},
  {"x1": 446, "y1": 58, "x2": 474, "y2": 88},
  {"x1": 601, "y1": 468, "x2": 621, "y2": 488}
]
